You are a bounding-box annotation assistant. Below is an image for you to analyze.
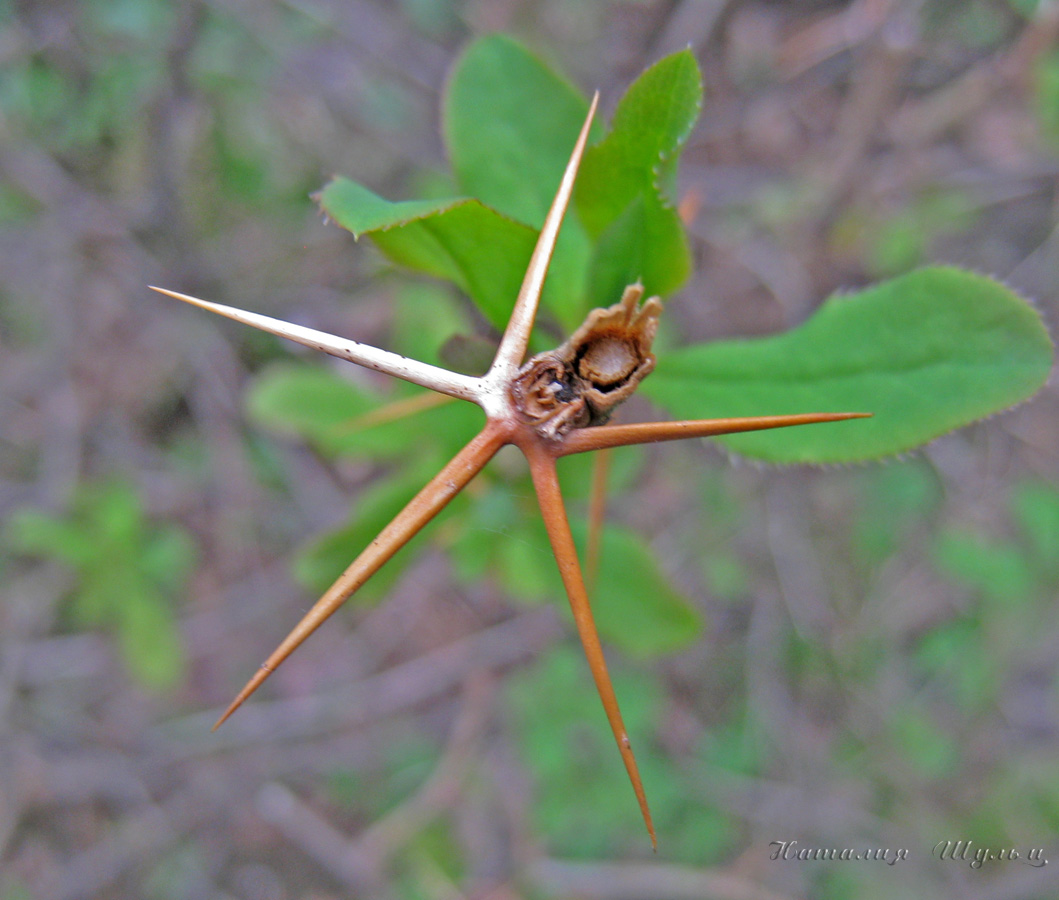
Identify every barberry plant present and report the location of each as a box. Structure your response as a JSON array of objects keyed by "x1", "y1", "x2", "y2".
[{"x1": 152, "y1": 37, "x2": 1052, "y2": 846}]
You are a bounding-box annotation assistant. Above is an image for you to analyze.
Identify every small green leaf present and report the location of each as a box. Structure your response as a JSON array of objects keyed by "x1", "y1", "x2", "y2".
[
  {"x1": 584, "y1": 193, "x2": 691, "y2": 308},
  {"x1": 644, "y1": 268, "x2": 1054, "y2": 463},
  {"x1": 578, "y1": 49, "x2": 702, "y2": 231},
  {"x1": 247, "y1": 363, "x2": 407, "y2": 458},
  {"x1": 317, "y1": 178, "x2": 536, "y2": 331},
  {"x1": 247, "y1": 362, "x2": 481, "y2": 462},
  {"x1": 14, "y1": 481, "x2": 193, "y2": 693},
  {"x1": 576, "y1": 49, "x2": 701, "y2": 301}
]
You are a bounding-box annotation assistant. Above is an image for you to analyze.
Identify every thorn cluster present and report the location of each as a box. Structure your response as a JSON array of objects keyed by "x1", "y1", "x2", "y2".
[{"x1": 150, "y1": 92, "x2": 869, "y2": 849}]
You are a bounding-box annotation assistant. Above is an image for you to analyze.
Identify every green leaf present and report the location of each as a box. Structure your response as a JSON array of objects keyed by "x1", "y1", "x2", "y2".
[
  {"x1": 576, "y1": 49, "x2": 701, "y2": 300},
  {"x1": 247, "y1": 362, "x2": 482, "y2": 462},
  {"x1": 246, "y1": 362, "x2": 415, "y2": 459},
  {"x1": 584, "y1": 193, "x2": 691, "y2": 308},
  {"x1": 644, "y1": 267, "x2": 1054, "y2": 463},
  {"x1": 391, "y1": 284, "x2": 474, "y2": 370},
  {"x1": 578, "y1": 49, "x2": 701, "y2": 229},
  {"x1": 317, "y1": 178, "x2": 536, "y2": 331},
  {"x1": 444, "y1": 34, "x2": 592, "y2": 225},
  {"x1": 443, "y1": 34, "x2": 595, "y2": 329}
]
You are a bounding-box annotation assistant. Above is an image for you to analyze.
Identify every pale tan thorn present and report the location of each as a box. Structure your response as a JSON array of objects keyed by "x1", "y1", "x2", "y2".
[
  {"x1": 488, "y1": 92, "x2": 600, "y2": 380},
  {"x1": 148, "y1": 286, "x2": 482, "y2": 403},
  {"x1": 211, "y1": 422, "x2": 508, "y2": 731},
  {"x1": 557, "y1": 412, "x2": 873, "y2": 456},
  {"x1": 523, "y1": 441, "x2": 657, "y2": 850}
]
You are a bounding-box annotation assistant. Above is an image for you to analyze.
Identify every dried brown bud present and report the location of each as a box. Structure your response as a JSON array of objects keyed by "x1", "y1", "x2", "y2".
[{"x1": 510, "y1": 284, "x2": 663, "y2": 440}]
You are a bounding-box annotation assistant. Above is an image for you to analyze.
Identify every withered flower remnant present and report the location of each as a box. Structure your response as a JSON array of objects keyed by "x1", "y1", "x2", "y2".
[{"x1": 512, "y1": 284, "x2": 662, "y2": 439}]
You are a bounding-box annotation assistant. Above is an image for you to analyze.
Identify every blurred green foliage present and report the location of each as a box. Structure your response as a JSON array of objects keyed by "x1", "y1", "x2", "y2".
[
  {"x1": 7, "y1": 481, "x2": 195, "y2": 690},
  {"x1": 508, "y1": 645, "x2": 740, "y2": 862},
  {"x1": 830, "y1": 190, "x2": 980, "y2": 277}
]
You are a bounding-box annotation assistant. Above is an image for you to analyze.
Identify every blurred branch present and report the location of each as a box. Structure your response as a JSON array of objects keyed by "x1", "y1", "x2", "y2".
[
  {"x1": 355, "y1": 671, "x2": 494, "y2": 864},
  {"x1": 154, "y1": 608, "x2": 560, "y2": 755},
  {"x1": 527, "y1": 858, "x2": 800, "y2": 900},
  {"x1": 52, "y1": 769, "x2": 232, "y2": 900},
  {"x1": 256, "y1": 673, "x2": 494, "y2": 893}
]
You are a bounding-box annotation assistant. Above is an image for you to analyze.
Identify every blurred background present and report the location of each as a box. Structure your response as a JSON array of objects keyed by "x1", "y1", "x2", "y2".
[{"x1": 3, "y1": 1, "x2": 1059, "y2": 898}]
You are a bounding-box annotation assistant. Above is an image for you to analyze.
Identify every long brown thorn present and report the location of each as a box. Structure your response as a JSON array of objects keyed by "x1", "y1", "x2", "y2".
[
  {"x1": 523, "y1": 440, "x2": 657, "y2": 850},
  {"x1": 558, "y1": 412, "x2": 872, "y2": 456},
  {"x1": 212, "y1": 421, "x2": 508, "y2": 730}
]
